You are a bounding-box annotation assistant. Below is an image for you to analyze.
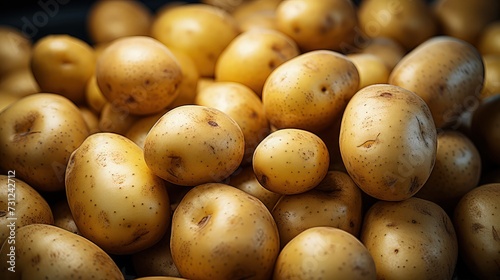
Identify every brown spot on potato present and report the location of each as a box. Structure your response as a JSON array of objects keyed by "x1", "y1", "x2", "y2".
[
  {"x1": 208, "y1": 120, "x2": 218, "y2": 127},
  {"x1": 379, "y1": 92, "x2": 392, "y2": 98},
  {"x1": 386, "y1": 222, "x2": 397, "y2": 227},
  {"x1": 197, "y1": 215, "x2": 211, "y2": 228},
  {"x1": 31, "y1": 254, "x2": 41, "y2": 266},
  {"x1": 259, "y1": 174, "x2": 268, "y2": 186},
  {"x1": 357, "y1": 133, "x2": 381, "y2": 149},
  {"x1": 493, "y1": 226, "x2": 499, "y2": 241},
  {"x1": 127, "y1": 228, "x2": 150, "y2": 246},
  {"x1": 472, "y1": 223, "x2": 485, "y2": 233},
  {"x1": 394, "y1": 249, "x2": 399, "y2": 254},
  {"x1": 409, "y1": 177, "x2": 420, "y2": 194},
  {"x1": 99, "y1": 211, "x2": 110, "y2": 228},
  {"x1": 0, "y1": 210, "x2": 7, "y2": 217}
]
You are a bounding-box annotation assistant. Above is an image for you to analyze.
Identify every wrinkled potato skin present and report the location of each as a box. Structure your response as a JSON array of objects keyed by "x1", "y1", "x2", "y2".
[
  {"x1": 453, "y1": 183, "x2": 500, "y2": 280},
  {"x1": 0, "y1": 224, "x2": 124, "y2": 280}
]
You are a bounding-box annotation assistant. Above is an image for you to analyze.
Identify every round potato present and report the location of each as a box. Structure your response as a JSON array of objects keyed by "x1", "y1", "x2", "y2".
[
  {"x1": 125, "y1": 111, "x2": 166, "y2": 149},
  {"x1": 274, "y1": 227, "x2": 376, "y2": 280},
  {"x1": 51, "y1": 198, "x2": 80, "y2": 235},
  {"x1": 0, "y1": 93, "x2": 89, "y2": 192},
  {"x1": 215, "y1": 28, "x2": 300, "y2": 96},
  {"x1": 144, "y1": 105, "x2": 245, "y2": 186},
  {"x1": 252, "y1": 128, "x2": 330, "y2": 195},
  {"x1": 480, "y1": 54, "x2": 500, "y2": 100},
  {"x1": 0, "y1": 224, "x2": 123, "y2": 279},
  {"x1": 95, "y1": 36, "x2": 182, "y2": 115},
  {"x1": 360, "y1": 37, "x2": 406, "y2": 71},
  {"x1": 347, "y1": 53, "x2": 390, "y2": 90},
  {"x1": 85, "y1": 74, "x2": 107, "y2": 114},
  {"x1": 167, "y1": 49, "x2": 200, "y2": 109},
  {"x1": 478, "y1": 21, "x2": 500, "y2": 55},
  {"x1": 470, "y1": 95, "x2": 500, "y2": 165},
  {"x1": 339, "y1": 84, "x2": 437, "y2": 201},
  {"x1": 262, "y1": 50, "x2": 359, "y2": 132},
  {"x1": 98, "y1": 102, "x2": 140, "y2": 135},
  {"x1": 361, "y1": 197, "x2": 458, "y2": 280},
  {"x1": 79, "y1": 106, "x2": 100, "y2": 134},
  {"x1": 0, "y1": 26, "x2": 31, "y2": 78},
  {"x1": 453, "y1": 183, "x2": 500, "y2": 280},
  {"x1": 31, "y1": 35, "x2": 95, "y2": 104},
  {"x1": 65, "y1": 132, "x2": 171, "y2": 255},
  {"x1": 0, "y1": 68, "x2": 40, "y2": 97},
  {"x1": 389, "y1": 36, "x2": 485, "y2": 129},
  {"x1": 237, "y1": 9, "x2": 278, "y2": 32}
]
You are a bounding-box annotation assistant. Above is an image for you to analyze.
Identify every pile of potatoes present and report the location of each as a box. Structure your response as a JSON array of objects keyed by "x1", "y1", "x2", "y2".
[{"x1": 0, "y1": 0, "x2": 499, "y2": 279}]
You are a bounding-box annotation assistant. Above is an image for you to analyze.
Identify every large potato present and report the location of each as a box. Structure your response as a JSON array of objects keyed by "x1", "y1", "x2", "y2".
[
  {"x1": 262, "y1": 50, "x2": 359, "y2": 132},
  {"x1": 0, "y1": 224, "x2": 123, "y2": 279},
  {"x1": 65, "y1": 132, "x2": 171, "y2": 255},
  {"x1": 339, "y1": 84, "x2": 437, "y2": 201},
  {"x1": 389, "y1": 36, "x2": 484, "y2": 128},
  {"x1": 361, "y1": 197, "x2": 458, "y2": 280},
  {"x1": 144, "y1": 105, "x2": 245, "y2": 186},
  {"x1": 0, "y1": 26, "x2": 31, "y2": 78},
  {"x1": 0, "y1": 93, "x2": 89, "y2": 192}
]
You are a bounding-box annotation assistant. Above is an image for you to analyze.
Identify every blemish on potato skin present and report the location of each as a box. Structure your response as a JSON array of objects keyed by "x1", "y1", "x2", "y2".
[{"x1": 472, "y1": 223, "x2": 485, "y2": 233}]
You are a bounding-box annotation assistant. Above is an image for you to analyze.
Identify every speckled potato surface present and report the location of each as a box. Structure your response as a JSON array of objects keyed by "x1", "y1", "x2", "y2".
[{"x1": 339, "y1": 84, "x2": 437, "y2": 201}]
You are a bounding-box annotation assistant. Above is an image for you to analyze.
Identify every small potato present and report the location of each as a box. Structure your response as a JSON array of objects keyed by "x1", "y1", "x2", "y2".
[
  {"x1": 0, "y1": 26, "x2": 31, "y2": 77},
  {"x1": 272, "y1": 171, "x2": 363, "y2": 247},
  {"x1": 167, "y1": 50, "x2": 200, "y2": 108},
  {"x1": 79, "y1": 106, "x2": 100, "y2": 134},
  {"x1": 389, "y1": 36, "x2": 484, "y2": 129},
  {"x1": 65, "y1": 132, "x2": 171, "y2": 255},
  {"x1": 360, "y1": 37, "x2": 406, "y2": 71},
  {"x1": 252, "y1": 128, "x2": 330, "y2": 195},
  {"x1": 0, "y1": 92, "x2": 20, "y2": 112},
  {"x1": 273, "y1": 227, "x2": 376, "y2": 280},
  {"x1": 215, "y1": 28, "x2": 300, "y2": 96},
  {"x1": 87, "y1": 0, "x2": 152, "y2": 44},
  {"x1": 347, "y1": 53, "x2": 390, "y2": 90},
  {"x1": 415, "y1": 130, "x2": 481, "y2": 213},
  {"x1": 470, "y1": 95, "x2": 500, "y2": 165},
  {"x1": 478, "y1": 21, "x2": 500, "y2": 55},
  {"x1": 51, "y1": 199, "x2": 80, "y2": 235},
  {"x1": 96, "y1": 36, "x2": 182, "y2": 115},
  {"x1": 262, "y1": 50, "x2": 359, "y2": 132},
  {"x1": 361, "y1": 197, "x2": 458, "y2": 280},
  {"x1": 481, "y1": 54, "x2": 500, "y2": 100},
  {"x1": 339, "y1": 84, "x2": 437, "y2": 201},
  {"x1": 0, "y1": 224, "x2": 123, "y2": 279},
  {"x1": 195, "y1": 81, "x2": 270, "y2": 164},
  {"x1": 144, "y1": 105, "x2": 245, "y2": 186},
  {"x1": 0, "y1": 175, "x2": 53, "y2": 245},
  {"x1": 237, "y1": 10, "x2": 278, "y2": 32},
  {"x1": 275, "y1": 0, "x2": 357, "y2": 52},
  {"x1": 85, "y1": 74, "x2": 107, "y2": 114},
  {"x1": 0, "y1": 93, "x2": 89, "y2": 192},
  {"x1": 151, "y1": 4, "x2": 240, "y2": 77},
  {"x1": 98, "y1": 102, "x2": 140, "y2": 135},
  {"x1": 0, "y1": 68, "x2": 40, "y2": 97},
  {"x1": 31, "y1": 35, "x2": 95, "y2": 104},
  {"x1": 232, "y1": 0, "x2": 282, "y2": 22},
  {"x1": 453, "y1": 183, "x2": 500, "y2": 280},
  {"x1": 125, "y1": 111, "x2": 166, "y2": 149}
]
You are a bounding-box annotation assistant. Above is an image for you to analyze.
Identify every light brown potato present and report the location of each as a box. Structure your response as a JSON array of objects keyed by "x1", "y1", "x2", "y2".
[
  {"x1": 31, "y1": 35, "x2": 95, "y2": 104},
  {"x1": 151, "y1": 4, "x2": 240, "y2": 77},
  {"x1": 0, "y1": 93, "x2": 89, "y2": 192},
  {"x1": 125, "y1": 111, "x2": 166, "y2": 149},
  {"x1": 0, "y1": 68, "x2": 40, "y2": 97},
  {"x1": 85, "y1": 74, "x2": 107, "y2": 114},
  {"x1": 470, "y1": 95, "x2": 500, "y2": 165},
  {"x1": 65, "y1": 132, "x2": 171, "y2": 255},
  {"x1": 0, "y1": 175, "x2": 54, "y2": 246},
  {"x1": 272, "y1": 171, "x2": 363, "y2": 247},
  {"x1": 95, "y1": 36, "x2": 182, "y2": 115},
  {"x1": 0, "y1": 92, "x2": 20, "y2": 112},
  {"x1": 252, "y1": 128, "x2": 330, "y2": 195},
  {"x1": 262, "y1": 50, "x2": 359, "y2": 132},
  {"x1": 453, "y1": 183, "x2": 500, "y2": 280},
  {"x1": 274, "y1": 227, "x2": 376, "y2": 280},
  {"x1": 144, "y1": 105, "x2": 245, "y2": 186},
  {"x1": 167, "y1": 50, "x2": 200, "y2": 108},
  {"x1": 358, "y1": 0, "x2": 437, "y2": 50},
  {"x1": 415, "y1": 130, "x2": 481, "y2": 213},
  {"x1": 360, "y1": 37, "x2": 407, "y2": 71},
  {"x1": 202, "y1": 0, "x2": 253, "y2": 12},
  {"x1": 215, "y1": 28, "x2": 300, "y2": 96},
  {"x1": 481, "y1": 54, "x2": 500, "y2": 100},
  {"x1": 51, "y1": 198, "x2": 80, "y2": 235},
  {"x1": 87, "y1": 0, "x2": 152, "y2": 44},
  {"x1": 237, "y1": 10, "x2": 278, "y2": 32},
  {"x1": 232, "y1": 0, "x2": 282, "y2": 22},
  {"x1": 0, "y1": 26, "x2": 31, "y2": 78},
  {"x1": 347, "y1": 53, "x2": 390, "y2": 89},
  {"x1": 275, "y1": 0, "x2": 357, "y2": 52},
  {"x1": 316, "y1": 114, "x2": 347, "y2": 173},
  {"x1": 195, "y1": 81, "x2": 270, "y2": 164},
  {"x1": 79, "y1": 106, "x2": 100, "y2": 134},
  {"x1": 389, "y1": 36, "x2": 484, "y2": 129},
  {"x1": 339, "y1": 84, "x2": 437, "y2": 201},
  {"x1": 99, "y1": 102, "x2": 140, "y2": 135},
  {"x1": 361, "y1": 197, "x2": 458, "y2": 280},
  {"x1": 0, "y1": 224, "x2": 124, "y2": 279},
  {"x1": 478, "y1": 21, "x2": 500, "y2": 56}
]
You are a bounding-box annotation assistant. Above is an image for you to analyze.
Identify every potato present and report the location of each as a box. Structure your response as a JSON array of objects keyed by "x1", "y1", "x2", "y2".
[
  {"x1": 232, "y1": 0, "x2": 282, "y2": 22},
  {"x1": 272, "y1": 171, "x2": 363, "y2": 247},
  {"x1": 0, "y1": 224, "x2": 123, "y2": 279},
  {"x1": 0, "y1": 93, "x2": 89, "y2": 192},
  {"x1": 262, "y1": 50, "x2": 359, "y2": 132},
  {"x1": 361, "y1": 197, "x2": 458, "y2": 280},
  {"x1": 125, "y1": 112, "x2": 166, "y2": 149},
  {"x1": 470, "y1": 95, "x2": 500, "y2": 165},
  {"x1": 167, "y1": 50, "x2": 200, "y2": 108},
  {"x1": 85, "y1": 74, "x2": 107, "y2": 114},
  {"x1": 237, "y1": 10, "x2": 278, "y2": 32},
  {"x1": 0, "y1": 68, "x2": 39, "y2": 98},
  {"x1": 51, "y1": 198, "x2": 80, "y2": 235},
  {"x1": 95, "y1": 36, "x2": 182, "y2": 115},
  {"x1": 389, "y1": 36, "x2": 484, "y2": 129},
  {"x1": 273, "y1": 227, "x2": 376, "y2": 280},
  {"x1": 0, "y1": 26, "x2": 31, "y2": 78},
  {"x1": 347, "y1": 53, "x2": 390, "y2": 90},
  {"x1": 170, "y1": 183, "x2": 280, "y2": 280},
  {"x1": 360, "y1": 37, "x2": 406, "y2": 71},
  {"x1": 227, "y1": 166, "x2": 282, "y2": 211},
  {"x1": 252, "y1": 128, "x2": 330, "y2": 195},
  {"x1": 86, "y1": 0, "x2": 152, "y2": 44},
  {"x1": 0, "y1": 92, "x2": 20, "y2": 113},
  {"x1": 478, "y1": 21, "x2": 500, "y2": 55},
  {"x1": 65, "y1": 132, "x2": 171, "y2": 255},
  {"x1": 98, "y1": 102, "x2": 140, "y2": 135},
  {"x1": 215, "y1": 28, "x2": 300, "y2": 96},
  {"x1": 144, "y1": 105, "x2": 245, "y2": 186},
  {"x1": 339, "y1": 84, "x2": 437, "y2": 201},
  {"x1": 481, "y1": 54, "x2": 500, "y2": 100},
  {"x1": 415, "y1": 130, "x2": 481, "y2": 213},
  {"x1": 31, "y1": 35, "x2": 95, "y2": 104},
  {"x1": 79, "y1": 106, "x2": 100, "y2": 134},
  {"x1": 453, "y1": 183, "x2": 500, "y2": 280},
  {"x1": 150, "y1": 4, "x2": 240, "y2": 77},
  {"x1": 275, "y1": 0, "x2": 357, "y2": 52},
  {"x1": 195, "y1": 81, "x2": 270, "y2": 164},
  {"x1": 0, "y1": 175, "x2": 53, "y2": 246},
  {"x1": 135, "y1": 277, "x2": 187, "y2": 280}
]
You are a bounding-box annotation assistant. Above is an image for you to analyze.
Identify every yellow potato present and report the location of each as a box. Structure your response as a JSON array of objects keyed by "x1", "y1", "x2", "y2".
[
  {"x1": 360, "y1": 37, "x2": 407, "y2": 71},
  {"x1": 79, "y1": 106, "x2": 100, "y2": 134},
  {"x1": 478, "y1": 21, "x2": 500, "y2": 55},
  {"x1": 237, "y1": 10, "x2": 278, "y2": 32},
  {"x1": 480, "y1": 54, "x2": 500, "y2": 100},
  {"x1": 0, "y1": 68, "x2": 40, "y2": 97},
  {"x1": 125, "y1": 111, "x2": 166, "y2": 149},
  {"x1": 85, "y1": 74, "x2": 107, "y2": 114},
  {"x1": 262, "y1": 50, "x2": 359, "y2": 132},
  {"x1": 65, "y1": 132, "x2": 171, "y2": 255},
  {"x1": 0, "y1": 26, "x2": 31, "y2": 78},
  {"x1": 0, "y1": 92, "x2": 20, "y2": 112},
  {"x1": 51, "y1": 198, "x2": 80, "y2": 235},
  {"x1": 252, "y1": 128, "x2": 330, "y2": 195},
  {"x1": 339, "y1": 84, "x2": 437, "y2": 201},
  {"x1": 232, "y1": 0, "x2": 282, "y2": 22},
  {"x1": 167, "y1": 50, "x2": 200, "y2": 108},
  {"x1": 98, "y1": 102, "x2": 140, "y2": 135},
  {"x1": 347, "y1": 53, "x2": 390, "y2": 89}
]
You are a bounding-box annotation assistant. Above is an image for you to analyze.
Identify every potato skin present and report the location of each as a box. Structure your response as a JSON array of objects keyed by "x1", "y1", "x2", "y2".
[
  {"x1": 360, "y1": 197, "x2": 458, "y2": 280},
  {"x1": 65, "y1": 132, "x2": 170, "y2": 255},
  {"x1": 339, "y1": 84, "x2": 437, "y2": 201}
]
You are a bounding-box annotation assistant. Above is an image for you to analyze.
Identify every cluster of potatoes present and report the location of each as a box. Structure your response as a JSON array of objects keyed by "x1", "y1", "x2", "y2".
[{"x1": 0, "y1": 0, "x2": 500, "y2": 279}]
